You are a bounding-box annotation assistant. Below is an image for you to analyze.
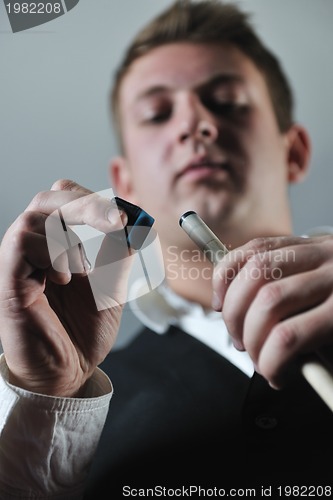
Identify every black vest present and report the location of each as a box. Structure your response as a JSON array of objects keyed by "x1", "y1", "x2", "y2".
[{"x1": 84, "y1": 325, "x2": 333, "y2": 498}]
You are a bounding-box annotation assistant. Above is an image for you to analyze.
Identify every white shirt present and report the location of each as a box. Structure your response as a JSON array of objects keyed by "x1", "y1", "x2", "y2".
[{"x1": 0, "y1": 357, "x2": 112, "y2": 499}]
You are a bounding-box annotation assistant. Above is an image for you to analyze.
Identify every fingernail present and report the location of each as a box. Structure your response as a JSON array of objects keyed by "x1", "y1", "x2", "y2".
[
  {"x1": 212, "y1": 291, "x2": 222, "y2": 311},
  {"x1": 107, "y1": 207, "x2": 124, "y2": 226},
  {"x1": 232, "y1": 340, "x2": 245, "y2": 351},
  {"x1": 65, "y1": 270, "x2": 72, "y2": 282}
]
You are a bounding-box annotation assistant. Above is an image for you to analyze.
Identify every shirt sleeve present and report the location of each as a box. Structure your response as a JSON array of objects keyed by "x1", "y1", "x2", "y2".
[{"x1": 0, "y1": 354, "x2": 113, "y2": 499}]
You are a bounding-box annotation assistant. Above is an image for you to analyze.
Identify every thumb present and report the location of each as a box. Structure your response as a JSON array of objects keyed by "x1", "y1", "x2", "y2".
[{"x1": 86, "y1": 230, "x2": 134, "y2": 311}]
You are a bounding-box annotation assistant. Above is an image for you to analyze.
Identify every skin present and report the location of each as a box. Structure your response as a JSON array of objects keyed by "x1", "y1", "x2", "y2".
[
  {"x1": 113, "y1": 43, "x2": 307, "y2": 242},
  {"x1": 0, "y1": 42, "x2": 333, "y2": 395}
]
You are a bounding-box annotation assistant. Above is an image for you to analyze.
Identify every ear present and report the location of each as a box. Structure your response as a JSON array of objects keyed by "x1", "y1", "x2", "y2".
[
  {"x1": 285, "y1": 124, "x2": 311, "y2": 183},
  {"x1": 109, "y1": 156, "x2": 138, "y2": 204}
]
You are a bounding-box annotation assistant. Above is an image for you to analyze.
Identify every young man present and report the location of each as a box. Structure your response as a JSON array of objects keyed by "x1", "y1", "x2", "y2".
[{"x1": 1, "y1": 1, "x2": 333, "y2": 498}]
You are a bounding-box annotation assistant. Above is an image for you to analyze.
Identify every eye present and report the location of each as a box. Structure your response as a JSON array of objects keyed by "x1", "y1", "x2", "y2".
[
  {"x1": 140, "y1": 99, "x2": 173, "y2": 125},
  {"x1": 219, "y1": 102, "x2": 249, "y2": 116},
  {"x1": 203, "y1": 97, "x2": 249, "y2": 120},
  {"x1": 146, "y1": 108, "x2": 172, "y2": 124}
]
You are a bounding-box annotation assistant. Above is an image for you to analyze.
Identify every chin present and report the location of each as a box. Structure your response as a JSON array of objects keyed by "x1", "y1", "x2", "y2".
[{"x1": 181, "y1": 196, "x2": 232, "y2": 226}]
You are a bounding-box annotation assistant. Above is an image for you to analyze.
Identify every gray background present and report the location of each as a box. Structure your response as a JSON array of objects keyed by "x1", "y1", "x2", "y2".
[{"x1": 0, "y1": 0, "x2": 332, "y2": 347}]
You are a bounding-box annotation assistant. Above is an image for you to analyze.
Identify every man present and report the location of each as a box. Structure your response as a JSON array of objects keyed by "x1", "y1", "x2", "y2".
[{"x1": 1, "y1": 1, "x2": 333, "y2": 498}]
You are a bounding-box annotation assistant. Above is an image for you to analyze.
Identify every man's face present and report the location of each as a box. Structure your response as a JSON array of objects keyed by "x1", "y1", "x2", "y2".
[{"x1": 113, "y1": 42, "x2": 298, "y2": 249}]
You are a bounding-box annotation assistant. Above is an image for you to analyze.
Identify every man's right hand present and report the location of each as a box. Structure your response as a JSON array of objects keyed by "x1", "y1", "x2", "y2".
[{"x1": 0, "y1": 179, "x2": 131, "y2": 397}]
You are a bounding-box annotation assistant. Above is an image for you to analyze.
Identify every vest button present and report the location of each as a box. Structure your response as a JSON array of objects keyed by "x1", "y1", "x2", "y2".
[{"x1": 255, "y1": 415, "x2": 278, "y2": 430}]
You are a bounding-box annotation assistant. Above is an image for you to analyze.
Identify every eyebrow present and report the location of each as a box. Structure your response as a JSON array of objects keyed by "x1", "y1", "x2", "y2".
[
  {"x1": 135, "y1": 73, "x2": 246, "y2": 103},
  {"x1": 200, "y1": 73, "x2": 245, "y2": 90}
]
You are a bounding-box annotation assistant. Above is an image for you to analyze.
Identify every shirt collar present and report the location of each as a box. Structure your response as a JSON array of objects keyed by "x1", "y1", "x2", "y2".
[{"x1": 128, "y1": 278, "x2": 220, "y2": 334}]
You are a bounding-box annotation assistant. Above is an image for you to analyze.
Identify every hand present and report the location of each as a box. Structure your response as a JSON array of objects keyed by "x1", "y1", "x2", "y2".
[
  {"x1": 0, "y1": 179, "x2": 131, "y2": 397},
  {"x1": 212, "y1": 235, "x2": 333, "y2": 388}
]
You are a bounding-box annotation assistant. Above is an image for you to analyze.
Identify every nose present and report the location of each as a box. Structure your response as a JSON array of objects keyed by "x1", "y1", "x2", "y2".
[{"x1": 178, "y1": 96, "x2": 218, "y2": 145}]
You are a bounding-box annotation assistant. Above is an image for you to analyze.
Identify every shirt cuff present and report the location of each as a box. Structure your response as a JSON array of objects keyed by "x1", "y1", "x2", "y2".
[{"x1": 0, "y1": 353, "x2": 113, "y2": 499}]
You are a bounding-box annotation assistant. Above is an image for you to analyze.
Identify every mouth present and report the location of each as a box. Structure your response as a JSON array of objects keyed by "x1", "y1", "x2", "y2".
[{"x1": 176, "y1": 157, "x2": 231, "y2": 182}]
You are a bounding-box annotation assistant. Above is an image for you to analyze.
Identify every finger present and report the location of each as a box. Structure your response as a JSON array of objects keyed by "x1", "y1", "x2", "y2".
[
  {"x1": 1, "y1": 212, "x2": 57, "y2": 277},
  {"x1": 51, "y1": 237, "x2": 90, "y2": 276},
  {"x1": 212, "y1": 236, "x2": 317, "y2": 309},
  {"x1": 50, "y1": 178, "x2": 94, "y2": 195},
  {"x1": 26, "y1": 189, "x2": 128, "y2": 234},
  {"x1": 87, "y1": 233, "x2": 134, "y2": 310},
  {"x1": 26, "y1": 177, "x2": 95, "y2": 213},
  {"x1": 50, "y1": 180, "x2": 128, "y2": 234},
  {"x1": 217, "y1": 241, "x2": 329, "y2": 344},
  {"x1": 0, "y1": 211, "x2": 88, "y2": 283},
  {"x1": 258, "y1": 298, "x2": 333, "y2": 389},
  {"x1": 243, "y1": 268, "x2": 332, "y2": 364},
  {"x1": 221, "y1": 255, "x2": 266, "y2": 349},
  {"x1": 47, "y1": 248, "x2": 71, "y2": 284},
  {"x1": 58, "y1": 194, "x2": 128, "y2": 233},
  {"x1": 36, "y1": 212, "x2": 90, "y2": 276},
  {"x1": 2, "y1": 230, "x2": 71, "y2": 287},
  {"x1": 220, "y1": 246, "x2": 301, "y2": 345}
]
